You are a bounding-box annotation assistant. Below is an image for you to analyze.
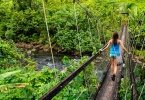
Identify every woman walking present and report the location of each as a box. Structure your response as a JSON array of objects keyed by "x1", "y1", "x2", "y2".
[{"x1": 100, "y1": 32, "x2": 130, "y2": 81}]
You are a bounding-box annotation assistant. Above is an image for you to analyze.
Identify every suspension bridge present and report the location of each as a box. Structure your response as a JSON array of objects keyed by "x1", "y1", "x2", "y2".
[
  {"x1": 39, "y1": 0, "x2": 145, "y2": 100},
  {"x1": 39, "y1": 24, "x2": 140, "y2": 100}
]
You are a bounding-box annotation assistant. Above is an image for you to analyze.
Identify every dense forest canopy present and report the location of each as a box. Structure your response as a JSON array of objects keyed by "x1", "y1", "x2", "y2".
[
  {"x1": 0, "y1": 0, "x2": 145, "y2": 99},
  {"x1": 0, "y1": 0, "x2": 144, "y2": 53}
]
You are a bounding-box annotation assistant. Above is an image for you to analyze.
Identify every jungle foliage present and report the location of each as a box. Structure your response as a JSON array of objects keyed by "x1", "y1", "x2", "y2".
[
  {"x1": 0, "y1": 0, "x2": 121, "y2": 53},
  {"x1": 0, "y1": 0, "x2": 144, "y2": 53},
  {"x1": 0, "y1": 0, "x2": 145, "y2": 99},
  {"x1": 0, "y1": 52, "x2": 98, "y2": 99}
]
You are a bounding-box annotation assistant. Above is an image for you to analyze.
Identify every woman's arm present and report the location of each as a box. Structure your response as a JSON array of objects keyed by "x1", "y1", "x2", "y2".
[
  {"x1": 119, "y1": 40, "x2": 129, "y2": 54},
  {"x1": 102, "y1": 40, "x2": 111, "y2": 51}
]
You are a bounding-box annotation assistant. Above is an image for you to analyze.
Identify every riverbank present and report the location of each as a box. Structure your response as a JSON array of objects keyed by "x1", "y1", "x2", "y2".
[{"x1": 16, "y1": 42, "x2": 83, "y2": 56}]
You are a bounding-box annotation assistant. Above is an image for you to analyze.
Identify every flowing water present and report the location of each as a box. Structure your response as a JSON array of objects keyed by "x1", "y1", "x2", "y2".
[
  {"x1": 33, "y1": 52, "x2": 110, "y2": 80},
  {"x1": 94, "y1": 52, "x2": 110, "y2": 80},
  {"x1": 33, "y1": 53, "x2": 80, "y2": 71}
]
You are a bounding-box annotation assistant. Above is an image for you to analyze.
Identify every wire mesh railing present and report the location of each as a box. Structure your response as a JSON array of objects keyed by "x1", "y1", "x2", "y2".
[{"x1": 40, "y1": 44, "x2": 108, "y2": 100}]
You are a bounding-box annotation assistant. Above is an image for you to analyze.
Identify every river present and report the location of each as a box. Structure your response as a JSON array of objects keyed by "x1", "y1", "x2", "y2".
[
  {"x1": 33, "y1": 53, "x2": 80, "y2": 71},
  {"x1": 32, "y1": 52, "x2": 110, "y2": 80}
]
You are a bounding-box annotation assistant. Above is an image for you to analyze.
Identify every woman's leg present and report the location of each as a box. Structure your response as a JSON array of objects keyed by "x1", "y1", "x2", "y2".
[
  {"x1": 113, "y1": 59, "x2": 118, "y2": 75},
  {"x1": 110, "y1": 58, "x2": 115, "y2": 74},
  {"x1": 110, "y1": 57, "x2": 116, "y2": 81}
]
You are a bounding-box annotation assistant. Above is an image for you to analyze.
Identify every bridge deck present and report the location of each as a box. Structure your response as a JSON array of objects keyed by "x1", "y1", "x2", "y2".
[
  {"x1": 95, "y1": 64, "x2": 124, "y2": 100},
  {"x1": 94, "y1": 25, "x2": 127, "y2": 100}
]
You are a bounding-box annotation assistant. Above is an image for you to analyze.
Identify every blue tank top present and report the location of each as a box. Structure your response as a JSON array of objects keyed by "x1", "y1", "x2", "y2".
[{"x1": 110, "y1": 44, "x2": 120, "y2": 55}]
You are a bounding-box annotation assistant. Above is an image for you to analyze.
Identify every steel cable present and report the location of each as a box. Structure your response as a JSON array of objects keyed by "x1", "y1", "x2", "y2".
[
  {"x1": 41, "y1": 0, "x2": 56, "y2": 73},
  {"x1": 74, "y1": 2, "x2": 82, "y2": 57}
]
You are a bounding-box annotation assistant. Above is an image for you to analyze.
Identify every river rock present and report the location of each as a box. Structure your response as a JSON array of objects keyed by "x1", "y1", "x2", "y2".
[
  {"x1": 142, "y1": 63, "x2": 145, "y2": 71},
  {"x1": 43, "y1": 48, "x2": 49, "y2": 52},
  {"x1": 61, "y1": 67, "x2": 67, "y2": 73},
  {"x1": 27, "y1": 50, "x2": 32, "y2": 56},
  {"x1": 31, "y1": 48, "x2": 36, "y2": 52},
  {"x1": 25, "y1": 44, "x2": 33, "y2": 49}
]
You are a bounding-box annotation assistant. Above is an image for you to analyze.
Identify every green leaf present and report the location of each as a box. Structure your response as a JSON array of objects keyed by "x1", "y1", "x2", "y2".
[{"x1": 0, "y1": 70, "x2": 21, "y2": 81}]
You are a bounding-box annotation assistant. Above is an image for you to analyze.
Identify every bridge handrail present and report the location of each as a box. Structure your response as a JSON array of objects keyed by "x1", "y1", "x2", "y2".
[{"x1": 40, "y1": 44, "x2": 108, "y2": 100}]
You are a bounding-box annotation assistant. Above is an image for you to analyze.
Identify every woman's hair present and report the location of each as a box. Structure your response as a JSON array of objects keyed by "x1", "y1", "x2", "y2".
[{"x1": 112, "y1": 32, "x2": 119, "y2": 45}]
